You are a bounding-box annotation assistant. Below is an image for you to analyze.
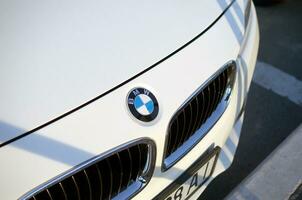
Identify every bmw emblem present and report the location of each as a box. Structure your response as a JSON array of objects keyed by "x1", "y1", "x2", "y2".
[{"x1": 127, "y1": 87, "x2": 159, "y2": 122}]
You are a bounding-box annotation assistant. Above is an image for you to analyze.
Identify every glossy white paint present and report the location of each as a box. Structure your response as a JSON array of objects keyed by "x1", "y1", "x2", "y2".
[
  {"x1": 0, "y1": 0, "x2": 233, "y2": 143},
  {"x1": 188, "y1": 3, "x2": 259, "y2": 199},
  {"x1": 0, "y1": 0, "x2": 259, "y2": 199}
]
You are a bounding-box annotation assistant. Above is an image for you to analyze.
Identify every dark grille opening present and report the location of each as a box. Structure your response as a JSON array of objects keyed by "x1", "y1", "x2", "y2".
[
  {"x1": 163, "y1": 62, "x2": 236, "y2": 170},
  {"x1": 25, "y1": 140, "x2": 155, "y2": 200}
]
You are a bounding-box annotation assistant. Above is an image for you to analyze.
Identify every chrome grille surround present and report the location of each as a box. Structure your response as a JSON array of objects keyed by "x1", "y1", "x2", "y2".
[
  {"x1": 21, "y1": 138, "x2": 156, "y2": 200},
  {"x1": 163, "y1": 61, "x2": 236, "y2": 171}
]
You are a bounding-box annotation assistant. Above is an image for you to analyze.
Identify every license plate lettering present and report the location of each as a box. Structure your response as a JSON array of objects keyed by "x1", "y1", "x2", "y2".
[{"x1": 164, "y1": 153, "x2": 217, "y2": 200}]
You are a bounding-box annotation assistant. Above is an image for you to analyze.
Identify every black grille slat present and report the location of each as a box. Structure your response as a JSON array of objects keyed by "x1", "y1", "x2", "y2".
[
  {"x1": 27, "y1": 142, "x2": 153, "y2": 200},
  {"x1": 166, "y1": 125, "x2": 173, "y2": 156},
  {"x1": 75, "y1": 171, "x2": 91, "y2": 199},
  {"x1": 136, "y1": 145, "x2": 143, "y2": 175},
  {"x1": 207, "y1": 82, "x2": 216, "y2": 119},
  {"x1": 119, "y1": 150, "x2": 131, "y2": 189},
  {"x1": 138, "y1": 144, "x2": 149, "y2": 177},
  {"x1": 177, "y1": 111, "x2": 186, "y2": 149},
  {"x1": 201, "y1": 88, "x2": 210, "y2": 125},
  {"x1": 195, "y1": 95, "x2": 204, "y2": 133},
  {"x1": 84, "y1": 165, "x2": 101, "y2": 200},
  {"x1": 94, "y1": 164, "x2": 103, "y2": 199},
  {"x1": 184, "y1": 103, "x2": 193, "y2": 142},
  {"x1": 190, "y1": 97, "x2": 199, "y2": 135},
  {"x1": 174, "y1": 118, "x2": 180, "y2": 153},
  {"x1": 126, "y1": 149, "x2": 133, "y2": 187},
  {"x1": 213, "y1": 77, "x2": 221, "y2": 109},
  {"x1": 130, "y1": 145, "x2": 140, "y2": 180},
  {"x1": 59, "y1": 183, "x2": 68, "y2": 200},
  {"x1": 108, "y1": 154, "x2": 123, "y2": 197},
  {"x1": 48, "y1": 184, "x2": 65, "y2": 200},
  {"x1": 168, "y1": 117, "x2": 179, "y2": 155},
  {"x1": 210, "y1": 81, "x2": 217, "y2": 116},
  {"x1": 61, "y1": 177, "x2": 80, "y2": 200},
  {"x1": 106, "y1": 157, "x2": 114, "y2": 199},
  {"x1": 208, "y1": 85, "x2": 215, "y2": 120},
  {"x1": 71, "y1": 176, "x2": 81, "y2": 200},
  {"x1": 34, "y1": 190, "x2": 51, "y2": 200},
  {"x1": 46, "y1": 189, "x2": 53, "y2": 200},
  {"x1": 219, "y1": 73, "x2": 225, "y2": 101},
  {"x1": 174, "y1": 118, "x2": 180, "y2": 155},
  {"x1": 222, "y1": 71, "x2": 228, "y2": 99},
  {"x1": 99, "y1": 160, "x2": 112, "y2": 200},
  {"x1": 83, "y1": 170, "x2": 93, "y2": 200},
  {"x1": 163, "y1": 63, "x2": 236, "y2": 170},
  {"x1": 116, "y1": 153, "x2": 124, "y2": 194}
]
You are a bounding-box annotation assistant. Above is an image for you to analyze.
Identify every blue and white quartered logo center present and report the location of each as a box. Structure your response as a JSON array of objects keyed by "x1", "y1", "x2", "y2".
[
  {"x1": 127, "y1": 87, "x2": 159, "y2": 122},
  {"x1": 134, "y1": 94, "x2": 154, "y2": 116}
]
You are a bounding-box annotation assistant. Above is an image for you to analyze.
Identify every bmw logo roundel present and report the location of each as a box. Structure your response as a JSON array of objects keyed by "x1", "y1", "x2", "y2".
[{"x1": 127, "y1": 87, "x2": 159, "y2": 122}]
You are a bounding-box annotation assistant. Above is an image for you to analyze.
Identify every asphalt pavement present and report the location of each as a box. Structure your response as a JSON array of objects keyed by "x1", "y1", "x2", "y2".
[
  {"x1": 226, "y1": 124, "x2": 302, "y2": 200},
  {"x1": 200, "y1": 1, "x2": 302, "y2": 199}
]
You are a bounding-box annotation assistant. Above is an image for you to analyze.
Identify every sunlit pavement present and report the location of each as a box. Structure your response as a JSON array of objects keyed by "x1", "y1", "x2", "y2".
[{"x1": 200, "y1": 1, "x2": 302, "y2": 199}]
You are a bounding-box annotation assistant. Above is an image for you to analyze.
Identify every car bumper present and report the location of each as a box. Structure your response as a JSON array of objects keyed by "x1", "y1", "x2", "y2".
[{"x1": 0, "y1": 2, "x2": 259, "y2": 200}]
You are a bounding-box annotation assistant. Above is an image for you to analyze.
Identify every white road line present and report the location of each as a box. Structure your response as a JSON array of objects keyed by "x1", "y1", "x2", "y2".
[
  {"x1": 253, "y1": 61, "x2": 302, "y2": 106},
  {"x1": 226, "y1": 123, "x2": 302, "y2": 200}
]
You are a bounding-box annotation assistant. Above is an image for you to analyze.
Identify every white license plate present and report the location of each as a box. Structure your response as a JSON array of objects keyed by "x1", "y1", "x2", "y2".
[{"x1": 155, "y1": 148, "x2": 220, "y2": 200}]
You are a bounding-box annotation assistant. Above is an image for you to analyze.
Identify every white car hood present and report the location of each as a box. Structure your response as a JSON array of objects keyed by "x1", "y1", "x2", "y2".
[{"x1": 0, "y1": 0, "x2": 232, "y2": 144}]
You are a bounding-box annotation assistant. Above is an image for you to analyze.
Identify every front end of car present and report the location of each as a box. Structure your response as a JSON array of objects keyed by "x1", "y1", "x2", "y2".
[{"x1": 0, "y1": 0, "x2": 259, "y2": 199}]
